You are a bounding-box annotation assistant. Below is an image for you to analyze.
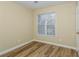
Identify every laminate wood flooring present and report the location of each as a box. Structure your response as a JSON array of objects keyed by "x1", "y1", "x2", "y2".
[{"x1": 1, "y1": 41, "x2": 78, "y2": 57}]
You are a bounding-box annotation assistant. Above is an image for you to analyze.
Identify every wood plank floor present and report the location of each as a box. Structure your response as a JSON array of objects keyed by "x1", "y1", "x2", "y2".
[{"x1": 1, "y1": 41, "x2": 78, "y2": 57}]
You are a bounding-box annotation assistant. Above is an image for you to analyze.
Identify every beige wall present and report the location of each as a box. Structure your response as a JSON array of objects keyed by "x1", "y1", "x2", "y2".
[
  {"x1": 33, "y1": 2, "x2": 76, "y2": 48},
  {"x1": 0, "y1": 2, "x2": 33, "y2": 52}
]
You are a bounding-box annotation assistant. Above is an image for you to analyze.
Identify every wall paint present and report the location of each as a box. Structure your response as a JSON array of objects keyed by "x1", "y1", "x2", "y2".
[
  {"x1": 0, "y1": 2, "x2": 33, "y2": 52},
  {"x1": 33, "y1": 2, "x2": 76, "y2": 48}
]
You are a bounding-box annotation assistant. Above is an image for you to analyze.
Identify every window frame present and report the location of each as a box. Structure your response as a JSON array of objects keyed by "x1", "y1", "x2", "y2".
[{"x1": 36, "y1": 12, "x2": 56, "y2": 36}]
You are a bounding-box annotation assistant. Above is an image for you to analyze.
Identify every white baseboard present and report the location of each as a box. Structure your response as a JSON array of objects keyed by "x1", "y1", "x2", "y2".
[
  {"x1": 33, "y1": 39, "x2": 76, "y2": 50},
  {"x1": 0, "y1": 40, "x2": 33, "y2": 56}
]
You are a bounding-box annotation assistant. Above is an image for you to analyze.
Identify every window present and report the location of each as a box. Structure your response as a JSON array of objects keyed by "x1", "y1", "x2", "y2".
[{"x1": 38, "y1": 12, "x2": 55, "y2": 36}]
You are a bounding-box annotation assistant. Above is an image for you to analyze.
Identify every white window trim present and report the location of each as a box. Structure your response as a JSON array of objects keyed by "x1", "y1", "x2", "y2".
[{"x1": 36, "y1": 12, "x2": 56, "y2": 37}]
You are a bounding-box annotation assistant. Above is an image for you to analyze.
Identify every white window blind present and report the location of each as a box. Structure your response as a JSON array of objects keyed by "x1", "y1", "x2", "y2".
[{"x1": 38, "y1": 12, "x2": 55, "y2": 36}]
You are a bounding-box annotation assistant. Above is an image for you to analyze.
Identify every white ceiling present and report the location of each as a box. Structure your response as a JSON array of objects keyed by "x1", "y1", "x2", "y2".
[{"x1": 16, "y1": 1, "x2": 68, "y2": 9}]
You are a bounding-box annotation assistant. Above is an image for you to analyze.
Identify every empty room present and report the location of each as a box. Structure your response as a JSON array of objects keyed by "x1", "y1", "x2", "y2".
[{"x1": 0, "y1": 1, "x2": 79, "y2": 57}]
